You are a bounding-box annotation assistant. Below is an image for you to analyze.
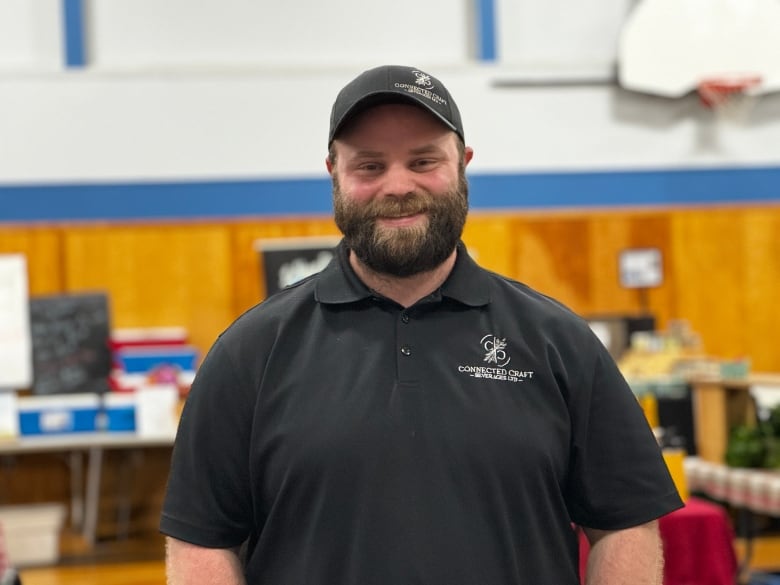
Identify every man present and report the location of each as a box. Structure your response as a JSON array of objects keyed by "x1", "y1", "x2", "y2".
[{"x1": 161, "y1": 65, "x2": 683, "y2": 585}]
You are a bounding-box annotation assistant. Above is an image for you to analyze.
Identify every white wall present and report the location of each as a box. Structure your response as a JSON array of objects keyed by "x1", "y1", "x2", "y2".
[
  {"x1": 0, "y1": 0, "x2": 779, "y2": 186},
  {"x1": 0, "y1": 0, "x2": 62, "y2": 71},
  {"x1": 86, "y1": 0, "x2": 472, "y2": 70}
]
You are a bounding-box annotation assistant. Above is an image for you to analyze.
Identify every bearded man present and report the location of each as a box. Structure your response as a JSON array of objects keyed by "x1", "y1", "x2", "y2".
[{"x1": 162, "y1": 65, "x2": 683, "y2": 585}]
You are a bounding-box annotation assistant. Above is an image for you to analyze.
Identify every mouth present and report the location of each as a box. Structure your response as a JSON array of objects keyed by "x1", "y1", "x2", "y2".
[{"x1": 376, "y1": 212, "x2": 427, "y2": 227}]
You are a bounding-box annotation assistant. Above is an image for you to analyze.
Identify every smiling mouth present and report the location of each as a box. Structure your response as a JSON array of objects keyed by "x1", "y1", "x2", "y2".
[
  {"x1": 377, "y1": 207, "x2": 428, "y2": 219},
  {"x1": 378, "y1": 211, "x2": 426, "y2": 221},
  {"x1": 385, "y1": 212, "x2": 423, "y2": 219},
  {"x1": 375, "y1": 213, "x2": 427, "y2": 228}
]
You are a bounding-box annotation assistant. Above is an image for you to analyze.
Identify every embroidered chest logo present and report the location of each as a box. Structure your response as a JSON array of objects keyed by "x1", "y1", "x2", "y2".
[
  {"x1": 457, "y1": 334, "x2": 535, "y2": 384},
  {"x1": 482, "y1": 334, "x2": 510, "y2": 367}
]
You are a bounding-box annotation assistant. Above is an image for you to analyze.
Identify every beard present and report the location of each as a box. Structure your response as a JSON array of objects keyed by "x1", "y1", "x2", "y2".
[{"x1": 332, "y1": 165, "x2": 469, "y2": 278}]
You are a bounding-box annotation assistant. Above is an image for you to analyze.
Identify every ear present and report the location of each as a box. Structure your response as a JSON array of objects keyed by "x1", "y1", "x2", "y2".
[
  {"x1": 463, "y1": 146, "x2": 474, "y2": 167},
  {"x1": 325, "y1": 155, "x2": 334, "y2": 175}
]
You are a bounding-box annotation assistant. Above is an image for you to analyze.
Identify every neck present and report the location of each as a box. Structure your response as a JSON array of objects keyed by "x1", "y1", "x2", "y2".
[{"x1": 349, "y1": 249, "x2": 457, "y2": 308}]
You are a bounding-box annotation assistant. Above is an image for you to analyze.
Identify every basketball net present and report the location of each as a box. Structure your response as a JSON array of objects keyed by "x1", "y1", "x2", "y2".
[{"x1": 697, "y1": 74, "x2": 762, "y2": 123}]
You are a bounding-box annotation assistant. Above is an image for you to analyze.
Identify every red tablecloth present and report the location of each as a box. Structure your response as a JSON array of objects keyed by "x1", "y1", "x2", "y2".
[{"x1": 579, "y1": 497, "x2": 738, "y2": 585}]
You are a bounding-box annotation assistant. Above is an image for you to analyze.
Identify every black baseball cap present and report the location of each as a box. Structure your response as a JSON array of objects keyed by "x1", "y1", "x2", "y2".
[{"x1": 328, "y1": 65, "x2": 464, "y2": 146}]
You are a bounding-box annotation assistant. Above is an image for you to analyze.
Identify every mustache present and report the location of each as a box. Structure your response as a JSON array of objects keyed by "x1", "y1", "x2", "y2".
[{"x1": 363, "y1": 193, "x2": 432, "y2": 219}]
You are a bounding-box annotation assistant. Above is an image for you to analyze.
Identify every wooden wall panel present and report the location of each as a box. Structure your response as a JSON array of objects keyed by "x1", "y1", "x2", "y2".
[
  {"x1": 670, "y1": 209, "x2": 750, "y2": 363},
  {"x1": 5, "y1": 203, "x2": 779, "y2": 372},
  {"x1": 741, "y1": 209, "x2": 780, "y2": 372},
  {"x1": 512, "y1": 215, "x2": 593, "y2": 311},
  {"x1": 462, "y1": 213, "x2": 517, "y2": 277},
  {"x1": 61, "y1": 223, "x2": 234, "y2": 360},
  {"x1": 0, "y1": 225, "x2": 63, "y2": 294},
  {"x1": 231, "y1": 217, "x2": 340, "y2": 313},
  {"x1": 586, "y1": 212, "x2": 675, "y2": 324}
]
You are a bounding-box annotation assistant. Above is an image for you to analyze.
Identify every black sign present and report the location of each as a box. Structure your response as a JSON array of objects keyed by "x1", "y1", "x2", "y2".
[
  {"x1": 255, "y1": 237, "x2": 340, "y2": 297},
  {"x1": 29, "y1": 292, "x2": 112, "y2": 395}
]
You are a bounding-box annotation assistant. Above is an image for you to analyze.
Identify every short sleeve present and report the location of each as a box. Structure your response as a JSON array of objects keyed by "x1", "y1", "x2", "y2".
[
  {"x1": 160, "y1": 338, "x2": 255, "y2": 547},
  {"x1": 565, "y1": 343, "x2": 684, "y2": 529}
]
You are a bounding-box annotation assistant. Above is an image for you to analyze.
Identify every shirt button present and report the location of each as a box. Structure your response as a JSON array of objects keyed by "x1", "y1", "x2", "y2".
[
  {"x1": 401, "y1": 313, "x2": 410, "y2": 324},
  {"x1": 400, "y1": 345, "x2": 412, "y2": 356}
]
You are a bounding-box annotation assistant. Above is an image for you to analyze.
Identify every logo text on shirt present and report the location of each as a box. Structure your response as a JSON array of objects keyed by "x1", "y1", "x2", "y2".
[{"x1": 457, "y1": 334, "x2": 535, "y2": 384}]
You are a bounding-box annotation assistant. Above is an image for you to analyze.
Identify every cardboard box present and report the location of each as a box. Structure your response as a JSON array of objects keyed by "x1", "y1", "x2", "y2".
[{"x1": 0, "y1": 504, "x2": 65, "y2": 567}]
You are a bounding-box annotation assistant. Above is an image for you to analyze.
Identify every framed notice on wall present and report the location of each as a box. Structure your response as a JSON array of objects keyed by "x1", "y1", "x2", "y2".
[
  {"x1": 618, "y1": 248, "x2": 663, "y2": 289},
  {"x1": 255, "y1": 236, "x2": 341, "y2": 297}
]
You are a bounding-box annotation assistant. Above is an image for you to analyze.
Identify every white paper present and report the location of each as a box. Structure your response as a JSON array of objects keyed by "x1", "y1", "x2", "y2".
[
  {"x1": 0, "y1": 254, "x2": 32, "y2": 390},
  {"x1": 136, "y1": 384, "x2": 179, "y2": 438}
]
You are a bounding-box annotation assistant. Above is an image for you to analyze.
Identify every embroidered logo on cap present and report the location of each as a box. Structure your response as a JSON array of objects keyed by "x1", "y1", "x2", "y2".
[
  {"x1": 393, "y1": 70, "x2": 448, "y2": 107},
  {"x1": 413, "y1": 70, "x2": 434, "y2": 90}
]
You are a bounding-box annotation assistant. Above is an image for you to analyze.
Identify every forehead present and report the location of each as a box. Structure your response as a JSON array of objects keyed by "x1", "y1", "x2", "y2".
[{"x1": 338, "y1": 102, "x2": 454, "y2": 141}]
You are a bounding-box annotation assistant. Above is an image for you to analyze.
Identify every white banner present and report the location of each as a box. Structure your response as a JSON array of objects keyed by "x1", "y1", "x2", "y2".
[{"x1": 0, "y1": 254, "x2": 32, "y2": 390}]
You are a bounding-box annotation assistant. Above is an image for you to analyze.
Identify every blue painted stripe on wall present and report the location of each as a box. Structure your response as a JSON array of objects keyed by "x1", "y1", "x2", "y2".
[
  {"x1": 0, "y1": 167, "x2": 778, "y2": 223},
  {"x1": 476, "y1": 0, "x2": 497, "y2": 61},
  {"x1": 63, "y1": 0, "x2": 86, "y2": 68}
]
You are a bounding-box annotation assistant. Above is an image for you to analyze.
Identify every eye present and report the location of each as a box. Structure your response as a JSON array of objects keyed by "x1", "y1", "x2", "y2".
[
  {"x1": 356, "y1": 161, "x2": 383, "y2": 173},
  {"x1": 411, "y1": 158, "x2": 437, "y2": 170}
]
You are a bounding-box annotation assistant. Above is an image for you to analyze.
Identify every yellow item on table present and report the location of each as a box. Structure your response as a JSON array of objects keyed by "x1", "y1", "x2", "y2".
[
  {"x1": 663, "y1": 448, "x2": 689, "y2": 501},
  {"x1": 639, "y1": 393, "x2": 659, "y2": 429}
]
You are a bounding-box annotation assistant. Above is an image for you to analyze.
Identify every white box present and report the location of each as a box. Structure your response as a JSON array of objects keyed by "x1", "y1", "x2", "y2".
[
  {"x1": 136, "y1": 384, "x2": 179, "y2": 438},
  {"x1": 0, "y1": 503, "x2": 65, "y2": 567}
]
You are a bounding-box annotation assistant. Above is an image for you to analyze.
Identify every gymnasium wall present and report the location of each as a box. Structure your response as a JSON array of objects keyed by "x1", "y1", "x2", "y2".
[{"x1": 1, "y1": 1, "x2": 779, "y2": 370}]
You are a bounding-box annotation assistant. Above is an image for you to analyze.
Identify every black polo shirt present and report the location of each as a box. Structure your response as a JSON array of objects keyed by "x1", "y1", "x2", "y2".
[{"x1": 161, "y1": 240, "x2": 683, "y2": 585}]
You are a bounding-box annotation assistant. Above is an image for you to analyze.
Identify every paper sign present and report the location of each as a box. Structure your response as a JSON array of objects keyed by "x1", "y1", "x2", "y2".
[
  {"x1": 0, "y1": 254, "x2": 32, "y2": 390},
  {"x1": 619, "y1": 248, "x2": 663, "y2": 288}
]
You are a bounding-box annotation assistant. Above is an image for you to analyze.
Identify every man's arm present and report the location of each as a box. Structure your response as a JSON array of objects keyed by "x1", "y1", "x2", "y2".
[
  {"x1": 582, "y1": 520, "x2": 663, "y2": 585},
  {"x1": 166, "y1": 537, "x2": 246, "y2": 585}
]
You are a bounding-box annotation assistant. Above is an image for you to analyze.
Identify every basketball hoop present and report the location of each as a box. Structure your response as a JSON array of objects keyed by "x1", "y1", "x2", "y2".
[{"x1": 697, "y1": 74, "x2": 762, "y2": 121}]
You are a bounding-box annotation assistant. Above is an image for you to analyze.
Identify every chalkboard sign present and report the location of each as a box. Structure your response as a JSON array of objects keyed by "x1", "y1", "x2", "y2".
[
  {"x1": 29, "y1": 292, "x2": 112, "y2": 395},
  {"x1": 255, "y1": 237, "x2": 340, "y2": 296}
]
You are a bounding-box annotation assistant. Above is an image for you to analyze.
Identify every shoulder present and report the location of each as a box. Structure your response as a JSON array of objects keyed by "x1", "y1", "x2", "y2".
[{"x1": 218, "y1": 273, "x2": 320, "y2": 349}]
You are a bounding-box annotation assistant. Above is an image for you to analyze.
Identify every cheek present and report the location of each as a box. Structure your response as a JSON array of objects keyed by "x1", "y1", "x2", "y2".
[{"x1": 337, "y1": 178, "x2": 377, "y2": 203}]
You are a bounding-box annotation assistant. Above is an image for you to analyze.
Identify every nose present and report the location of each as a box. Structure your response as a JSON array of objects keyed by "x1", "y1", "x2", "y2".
[{"x1": 380, "y1": 163, "x2": 417, "y2": 198}]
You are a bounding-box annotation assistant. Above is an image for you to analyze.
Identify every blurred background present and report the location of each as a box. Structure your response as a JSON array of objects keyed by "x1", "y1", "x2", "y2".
[{"x1": 1, "y1": 1, "x2": 779, "y2": 583}]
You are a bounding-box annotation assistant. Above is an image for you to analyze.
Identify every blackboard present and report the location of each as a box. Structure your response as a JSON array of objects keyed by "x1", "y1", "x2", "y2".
[
  {"x1": 255, "y1": 237, "x2": 340, "y2": 296},
  {"x1": 29, "y1": 292, "x2": 112, "y2": 395}
]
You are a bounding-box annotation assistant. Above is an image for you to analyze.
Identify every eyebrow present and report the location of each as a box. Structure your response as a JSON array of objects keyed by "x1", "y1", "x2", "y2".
[
  {"x1": 351, "y1": 149, "x2": 385, "y2": 159},
  {"x1": 408, "y1": 144, "x2": 445, "y2": 156},
  {"x1": 350, "y1": 144, "x2": 444, "y2": 159}
]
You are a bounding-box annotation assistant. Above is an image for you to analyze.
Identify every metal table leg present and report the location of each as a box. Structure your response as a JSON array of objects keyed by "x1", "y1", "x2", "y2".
[{"x1": 82, "y1": 446, "x2": 103, "y2": 547}]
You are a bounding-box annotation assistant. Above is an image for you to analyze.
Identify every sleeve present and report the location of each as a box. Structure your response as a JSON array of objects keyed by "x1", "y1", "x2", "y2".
[
  {"x1": 160, "y1": 337, "x2": 255, "y2": 548},
  {"x1": 564, "y1": 340, "x2": 684, "y2": 530}
]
